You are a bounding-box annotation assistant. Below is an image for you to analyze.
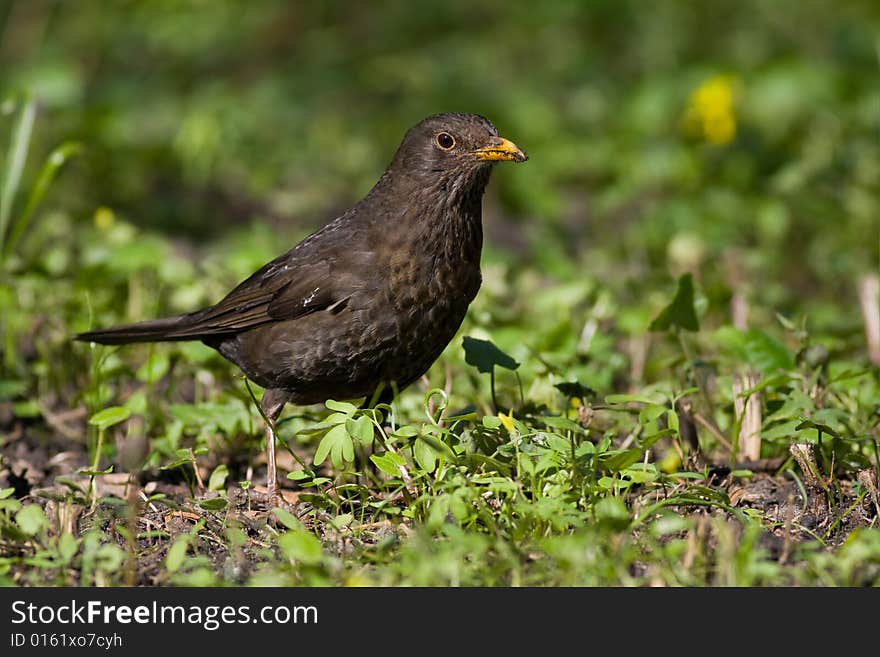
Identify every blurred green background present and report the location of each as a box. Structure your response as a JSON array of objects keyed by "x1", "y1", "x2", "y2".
[{"x1": 2, "y1": 0, "x2": 878, "y2": 399}]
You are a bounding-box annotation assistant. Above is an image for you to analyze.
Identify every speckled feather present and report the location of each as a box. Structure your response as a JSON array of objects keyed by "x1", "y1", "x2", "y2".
[{"x1": 76, "y1": 113, "x2": 524, "y2": 408}]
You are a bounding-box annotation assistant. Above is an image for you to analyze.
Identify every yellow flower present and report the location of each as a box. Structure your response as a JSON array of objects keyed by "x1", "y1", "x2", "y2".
[
  {"x1": 658, "y1": 450, "x2": 682, "y2": 474},
  {"x1": 498, "y1": 412, "x2": 516, "y2": 435},
  {"x1": 682, "y1": 75, "x2": 739, "y2": 145},
  {"x1": 344, "y1": 574, "x2": 373, "y2": 587},
  {"x1": 94, "y1": 206, "x2": 115, "y2": 231}
]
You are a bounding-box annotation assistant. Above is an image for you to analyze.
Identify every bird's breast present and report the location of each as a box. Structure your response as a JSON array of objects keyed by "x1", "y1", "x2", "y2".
[
  {"x1": 385, "y1": 225, "x2": 481, "y2": 320},
  {"x1": 371, "y1": 219, "x2": 482, "y2": 376}
]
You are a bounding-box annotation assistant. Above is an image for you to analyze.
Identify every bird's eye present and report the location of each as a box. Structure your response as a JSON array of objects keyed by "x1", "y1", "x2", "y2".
[{"x1": 436, "y1": 132, "x2": 455, "y2": 150}]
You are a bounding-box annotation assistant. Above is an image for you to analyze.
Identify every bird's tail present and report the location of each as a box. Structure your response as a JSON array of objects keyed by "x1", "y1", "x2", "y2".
[{"x1": 75, "y1": 314, "x2": 206, "y2": 345}]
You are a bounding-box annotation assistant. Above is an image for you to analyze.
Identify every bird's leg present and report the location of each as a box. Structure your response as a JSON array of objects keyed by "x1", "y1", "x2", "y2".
[
  {"x1": 265, "y1": 421, "x2": 278, "y2": 503},
  {"x1": 260, "y1": 388, "x2": 289, "y2": 507}
]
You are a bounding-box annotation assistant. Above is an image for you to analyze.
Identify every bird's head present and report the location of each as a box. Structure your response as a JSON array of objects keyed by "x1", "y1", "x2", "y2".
[{"x1": 388, "y1": 113, "x2": 527, "y2": 192}]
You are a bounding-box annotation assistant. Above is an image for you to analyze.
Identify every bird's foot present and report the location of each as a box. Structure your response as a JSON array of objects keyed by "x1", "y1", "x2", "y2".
[
  {"x1": 266, "y1": 482, "x2": 283, "y2": 511},
  {"x1": 246, "y1": 484, "x2": 298, "y2": 515}
]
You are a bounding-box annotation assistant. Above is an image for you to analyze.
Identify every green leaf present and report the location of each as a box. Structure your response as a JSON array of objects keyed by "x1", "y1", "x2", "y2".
[
  {"x1": 540, "y1": 415, "x2": 588, "y2": 434},
  {"x1": 54, "y1": 477, "x2": 85, "y2": 494},
  {"x1": 160, "y1": 456, "x2": 193, "y2": 470},
  {"x1": 313, "y1": 423, "x2": 354, "y2": 468},
  {"x1": 136, "y1": 353, "x2": 170, "y2": 383},
  {"x1": 195, "y1": 497, "x2": 228, "y2": 511},
  {"x1": 449, "y1": 493, "x2": 469, "y2": 521},
  {"x1": 0, "y1": 379, "x2": 28, "y2": 402},
  {"x1": 462, "y1": 336, "x2": 520, "y2": 374},
  {"x1": 575, "y1": 442, "x2": 595, "y2": 457},
  {"x1": 5, "y1": 141, "x2": 81, "y2": 256},
  {"x1": 278, "y1": 530, "x2": 323, "y2": 565},
  {"x1": 605, "y1": 392, "x2": 668, "y2": 405},
  {"x1": 599, "y1": 448, "x2": 643, "y2": 472},
  {"x1": 325, "y1": 399, "x2": 358, "y2": 415},
  {"x1": 598, "y1": 475, "x2": 633, "y2": 491},
  {"x1": 682, "y1": 485, "x2": 730, "y2": 504},
  {"x1": 639, "y1": 404, "x2": 667, "y2": 424},
  {"x1": 88, "y1": 406, "x2": 131, "y2": 430},
  {"x1": 272, "y1": 507, "x2": 304, "y2": 530},
  {"x1": 649, "y1": 273, "x2": 699, "y2": 332},
  {"x1": 330, "y1": 513, "x2": 353, "y2": 530},
  {"x1": 207, "y1": 464, "x2": 229, "y2": 491},
  {"x1": 370, "y1": 451, "x2": 405, "y2": 477},
  {"x1": 12, "y1": 400, "x2": 39, "y2": 418},
  {"x1": 15, "y1": 504, "x2": 47, "y2": 536},
  {"x1": 413, "y1": 437, "x2": 437, "y2": 472},
  {"x1": 165, "y1": 537, "x2": 188, "y2": 573},
  {"x1": 541, "y1": 432, "x2": 571, "y2": 454},
  {"x1": 58, "y1": 533, "x2": 78, "y2": 564},
  {"x1": 95, "y1": 544, "x2": 125, "y2": 572},
  {"x1": 624, "y1": 467, "x2": 657, "y2": 484},
  {"x1": 0, "y1": 498, "x2": 22, "y2": 514},
  {"x1": 594, "y1": 497, "x2": 630, "y2": 529},
  {"x1": 417, "y1": 431, "x2": 455, "y2": 458},
  {"x1": 168, "y1": 404, "x2": 206, "y2": 427},
  {"x1": 392, "y1": 425, "x2": 419, "y2": 439},
  {"x1": 346, "y1": 415, "x2": 375, "y2": 446},
  {"x1": 0, "y1": 487, "x2": 14, "y2": 499},
  {"x1": 715, "y1": 326, "x2": 795, "y2": 372},
  {"x1": 650, "y1": 515, "x2": 691, "y2": 537},
  {"x1": 795, "y1": 417, "x2": 839, "y2": 438},
  {"x1": 0, "y1": 95, "x2": 36, "y2": 254},
  {"x1": 762, "y1": 420, "x2": 801, "y2": 441}
]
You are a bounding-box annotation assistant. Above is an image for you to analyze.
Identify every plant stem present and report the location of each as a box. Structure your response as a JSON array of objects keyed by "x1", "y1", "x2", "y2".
[{"x1": 88, "y1": 428, "x2": 105, "y2": 509}]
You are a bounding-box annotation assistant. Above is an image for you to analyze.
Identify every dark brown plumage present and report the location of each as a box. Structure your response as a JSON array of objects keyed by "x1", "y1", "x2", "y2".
[{"x1": 75, "y1": 112, "x2": 527, "y2": 502}]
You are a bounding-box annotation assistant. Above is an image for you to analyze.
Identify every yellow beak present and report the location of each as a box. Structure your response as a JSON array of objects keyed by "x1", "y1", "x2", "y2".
[{"x1": 474, "y1": 137, "x2": 528, "y2": 163}]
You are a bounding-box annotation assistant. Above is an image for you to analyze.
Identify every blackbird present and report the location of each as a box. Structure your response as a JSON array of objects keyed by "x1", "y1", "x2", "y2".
[{"x1": 76, "y1": 112, "x2": 527, "y2": 501}]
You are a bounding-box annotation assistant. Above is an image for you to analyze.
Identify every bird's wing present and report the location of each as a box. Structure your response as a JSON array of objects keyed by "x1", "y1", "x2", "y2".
[
  {"x1": 75, "y1": 247, "x2": 355, "y2": 344},
  {"x1": 182, "y1": 256, "x2": 339, "y2": 335},
  {"x1": 176, "y1": 218, "x2": 376, "y2": 337}
]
